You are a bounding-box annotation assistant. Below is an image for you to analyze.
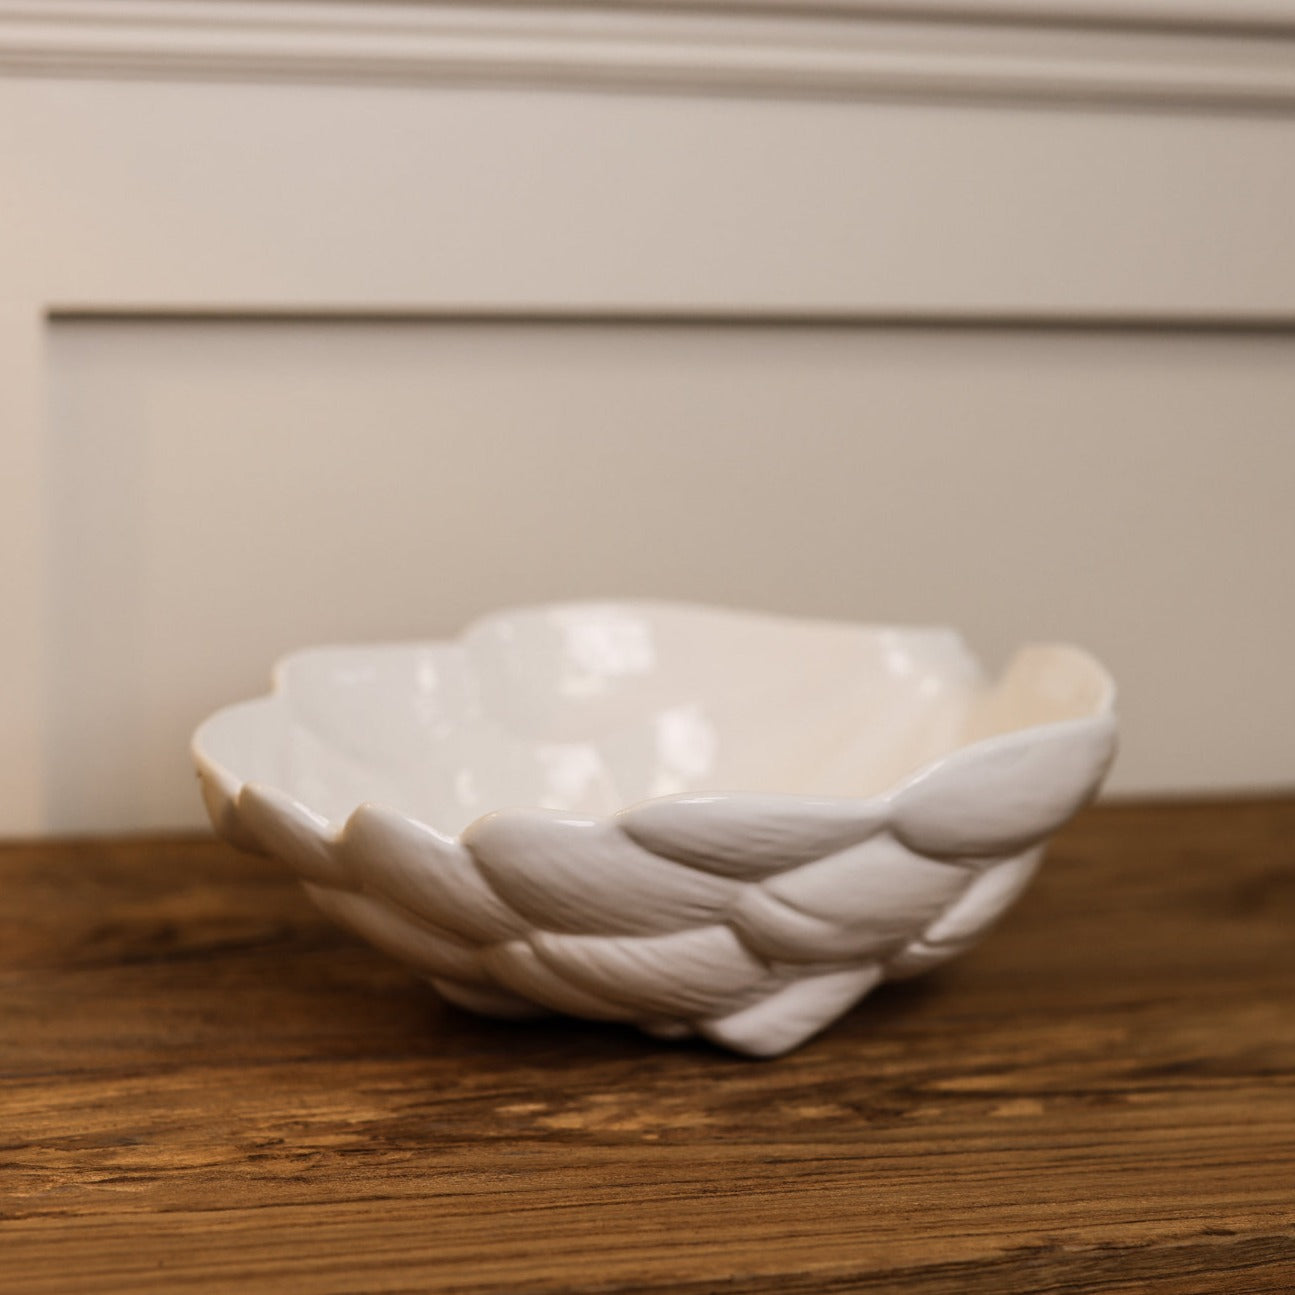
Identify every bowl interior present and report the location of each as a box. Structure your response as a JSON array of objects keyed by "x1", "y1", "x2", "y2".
[{"x1": 196, "y1": 602, "x2": 1112, "y2": 835}]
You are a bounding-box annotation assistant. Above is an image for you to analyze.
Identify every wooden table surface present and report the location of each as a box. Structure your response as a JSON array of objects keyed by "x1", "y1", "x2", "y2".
[{"x1": 3, "y1": 798, "x2": 1294, "y2": 1293}]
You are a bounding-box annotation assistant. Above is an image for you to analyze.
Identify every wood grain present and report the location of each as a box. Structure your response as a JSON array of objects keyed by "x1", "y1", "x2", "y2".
[{"x1": 3, "y1": 798, "x2": 1294, "y2": 1293}]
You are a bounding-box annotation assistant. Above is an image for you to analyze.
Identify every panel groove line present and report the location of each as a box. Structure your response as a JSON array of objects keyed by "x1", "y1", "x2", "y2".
[{"x1": 45, "y1": 307, "x2": 1295, "y2": 335}]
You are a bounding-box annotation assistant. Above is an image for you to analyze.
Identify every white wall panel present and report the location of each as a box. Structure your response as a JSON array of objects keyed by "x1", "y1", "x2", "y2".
[
  {"x1": 46, "y1": 318, "x2": 1295, "y2": 830},
  {"x1": 4, "y1": 1, "x2": 1295, "y2": 832}
]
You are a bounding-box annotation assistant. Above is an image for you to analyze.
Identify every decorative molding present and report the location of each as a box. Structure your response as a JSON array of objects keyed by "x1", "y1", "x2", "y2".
[
  {"x1": 1, "y1": 0, "x2": 1294, "y2": 110},
  {"x1": 599, "y1": 2, "x2": 1295, "y2": 35}
]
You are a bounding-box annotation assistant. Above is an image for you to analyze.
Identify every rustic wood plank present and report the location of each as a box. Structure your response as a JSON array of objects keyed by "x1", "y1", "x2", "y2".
[{"x1": 3, "y1": 798, "x2": 1294, "y2": 1292}]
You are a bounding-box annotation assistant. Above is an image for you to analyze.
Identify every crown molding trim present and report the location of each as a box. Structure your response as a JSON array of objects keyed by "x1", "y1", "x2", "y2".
[{"x1": 0, "y1": 1, "x2": 1293, "y2": 110}]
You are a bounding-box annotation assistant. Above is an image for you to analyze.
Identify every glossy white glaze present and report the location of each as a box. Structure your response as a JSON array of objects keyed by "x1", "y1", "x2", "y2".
[{"x1": 193, "y1": 602, "x2": 1117, "y2": 1056}]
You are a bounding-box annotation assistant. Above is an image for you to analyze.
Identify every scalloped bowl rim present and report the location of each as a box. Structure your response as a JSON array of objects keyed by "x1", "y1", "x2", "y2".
[{"x1": 191, "y1": 599, "x2": 1117, "y2": 844}]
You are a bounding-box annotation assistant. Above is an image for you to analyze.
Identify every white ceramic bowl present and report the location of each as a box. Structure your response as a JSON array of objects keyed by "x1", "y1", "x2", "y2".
[{"x1": 192, "y1": 602, "x2": 1117, "y2": 1057}]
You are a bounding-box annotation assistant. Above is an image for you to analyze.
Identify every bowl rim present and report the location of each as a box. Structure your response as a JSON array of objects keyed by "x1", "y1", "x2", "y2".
[{"x1": 191, "y1": 598, "x2": 1118, "y2": 844}]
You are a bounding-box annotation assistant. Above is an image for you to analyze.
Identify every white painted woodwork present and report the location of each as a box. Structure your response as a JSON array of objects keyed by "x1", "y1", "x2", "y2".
[
  {"x1": 2, "y1": 0, "x2": 1293, "y2": 832},
  {"x1": 47, "y1": 319, "x2": 1295, "y2": 830}
]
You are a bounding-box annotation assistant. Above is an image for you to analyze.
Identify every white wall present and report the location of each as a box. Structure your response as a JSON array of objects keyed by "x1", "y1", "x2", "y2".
[
  {"x1": 4, "y1": 2, "x2": 1295, "y2": 833},
  {"x1": 46, "y1": 319, "x2": 1295, "y2": 830}
]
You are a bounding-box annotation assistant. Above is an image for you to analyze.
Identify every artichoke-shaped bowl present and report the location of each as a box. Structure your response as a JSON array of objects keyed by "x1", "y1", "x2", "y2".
[{"x1": 192, "y1": 601, "x2": 1117, "y2": 1057}]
